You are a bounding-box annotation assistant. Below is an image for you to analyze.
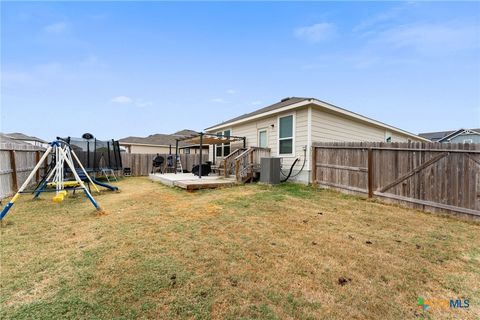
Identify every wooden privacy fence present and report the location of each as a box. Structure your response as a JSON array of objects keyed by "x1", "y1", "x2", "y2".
[
  {"x1": 121, "y1": 153, "x2": 209, "y2": 176},
  {"x1": 311, "y1": 142, "x2": 480, "y2": 217},
  {"x1": 0, "y1": 146, "x2": 48, "y2": 199},
  {"x1": 0, "y1": 149, "x2": 209, "y2": 198}
]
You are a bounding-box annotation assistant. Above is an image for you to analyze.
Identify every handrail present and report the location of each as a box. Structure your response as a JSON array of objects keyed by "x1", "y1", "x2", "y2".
[
  {"x1": 234, "y1": 147, "x2": 271, "y2": 181},
  {"x1": 223, "y1": 148, "x2": 245, "y2": 177},
  {"x1": 224, "y1": 148, "x2": 243, "y2": 161},
  {"x1": 234, "y1": 148, "x2": 253, "y2": 161}
]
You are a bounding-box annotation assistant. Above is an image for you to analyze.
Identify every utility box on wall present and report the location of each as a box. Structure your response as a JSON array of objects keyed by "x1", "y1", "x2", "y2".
[{"x1": 260, "y1": 157, "x2": 281, "y2": 185}]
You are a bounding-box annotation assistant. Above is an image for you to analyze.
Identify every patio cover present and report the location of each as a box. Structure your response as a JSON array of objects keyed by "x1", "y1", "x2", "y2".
[
  {"x1": 175, "y1": 132, "x2": 246, "y2": 179},
  {"x1": 179, "y1": 133, "x2": 245, "y2": 145}
]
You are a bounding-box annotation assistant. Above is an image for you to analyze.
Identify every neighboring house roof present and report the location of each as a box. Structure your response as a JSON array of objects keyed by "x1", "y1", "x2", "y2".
[
  {"x1": 5, "y1": 132, "x2": 47, "y2": 143},
  {"x1": 0, "y1": 133, "x2": 46, "y2": 150},
  {"x1": 119, "y1": 129, "x2": 199, "y2": 147},
  {"x1": 173, "y1": 129, "x2": 199, "y2": 136},
  {"x1": 120, "y1": 134, "x2": 182, "y2": 147},
  {"x1": 205, "y1": 97, "x2": 428, "y2": 141},
  {"x1": 419, "y1": 128, "x2": 480, "y2": 142},
  {"x1": 438, "y1": 128, "x2": 480, "y2": 142}
]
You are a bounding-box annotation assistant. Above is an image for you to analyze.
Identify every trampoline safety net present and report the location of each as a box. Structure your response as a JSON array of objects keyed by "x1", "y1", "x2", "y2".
[{"x1": 69, "y1": 138, "x2": 123, "y2": 171}]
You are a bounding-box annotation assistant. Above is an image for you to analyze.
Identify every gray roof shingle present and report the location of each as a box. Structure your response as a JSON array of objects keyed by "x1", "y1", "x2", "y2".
[
  {"x1": 205, "y1": 97, "x2": 310, "y2": 130},
  {"x1": 119, "y1": 129, "x2": 199, "y2": 147},
  {"x1": 419, "y1": 128, "x2": 480, "y2": 141},
  {"x1": 5, "y1": 132, "x2": 47, "y2": 143}
]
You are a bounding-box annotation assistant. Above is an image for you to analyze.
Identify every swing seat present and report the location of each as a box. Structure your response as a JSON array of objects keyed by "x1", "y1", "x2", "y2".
[
  {"x1": 52, "y1": 194, "x2": 64, "y2": 203},
  {"x1": 47, "y1": 181, "x2": 80, "y2": 188}
]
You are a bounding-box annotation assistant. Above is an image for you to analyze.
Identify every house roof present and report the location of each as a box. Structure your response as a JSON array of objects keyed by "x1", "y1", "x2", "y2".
[
  {"x1": 5, "y1": 132, "x2": 47, "y2": 143},
  {"x1": 173, "y1": 129, "x2": 199, "y2": 136},
  {"x1": 0, "y1": 133, "x2": 46, "y2": 150},
  {"x1": 419, "y1": 128, "x2": 480, "y2": 142},
  {"x1": 205, "y1": 97, "x2": 428, "y2": 141},
  {"x1": 119, "y1": 129, "x2": 199, "y2": 147},
  {"x1": 206, "y1": 97, "x2": 308, "y2": 130}
]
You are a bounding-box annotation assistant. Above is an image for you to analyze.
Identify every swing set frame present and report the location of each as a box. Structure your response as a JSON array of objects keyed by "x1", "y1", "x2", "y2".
[{"x1": 0, "y1": 139, "x2": 102, "y2": 221}]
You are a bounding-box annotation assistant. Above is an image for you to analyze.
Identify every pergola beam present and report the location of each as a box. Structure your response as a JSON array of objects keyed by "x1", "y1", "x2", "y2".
[{"x1": 175, "y1": 132, "x2": 247, "y2": 179}]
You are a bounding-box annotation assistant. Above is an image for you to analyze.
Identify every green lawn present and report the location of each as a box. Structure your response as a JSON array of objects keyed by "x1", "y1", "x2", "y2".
[{"x1": 1, "y1": 177, "x2": 479, "y2": 319}]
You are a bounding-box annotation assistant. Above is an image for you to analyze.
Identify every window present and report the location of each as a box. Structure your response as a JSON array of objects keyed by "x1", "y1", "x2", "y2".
[
  {"x1": 258, "y1": 129, "x2": 267, "y2": 148},
  {"x1": 385, "y1": 130, "x2": 392, "y2": 142},
  {"x1": 278, "y1": 115, "x2": 294, "y2": 155},
  {"x1": 463, "y1": 139, "x2": 473, "y2": 143},
  {"x1": 216, "y1": 130, "x2": 231, "y2": 157}
]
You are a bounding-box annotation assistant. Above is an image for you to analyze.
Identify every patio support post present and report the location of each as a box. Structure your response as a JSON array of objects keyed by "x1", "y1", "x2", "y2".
[
  {"x1": 175, "y1": 140, "x2": 179, "y2": 174},
  {"x1": 169, "y1": 144, "x2": 172, "y2": 155},
  {"x1": 213, "y1": 143, "x2": 216, "y2": 165},
  {"x1": 199, "y1": 133, "x2": 203, "y2": 179},
  {"x1": 243, "y1": 137, "x2": 246, "y2": 148}
]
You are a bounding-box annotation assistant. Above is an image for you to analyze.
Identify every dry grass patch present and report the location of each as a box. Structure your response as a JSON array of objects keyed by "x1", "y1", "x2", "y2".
[{"x1": 1, "y1": 177, "x2": 479, "y2": 319}]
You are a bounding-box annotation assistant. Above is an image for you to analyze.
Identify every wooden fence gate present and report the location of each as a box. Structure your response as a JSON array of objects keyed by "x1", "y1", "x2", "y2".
[{"x1": 312, "y1": 142, "x2": 480, "y2": 217}]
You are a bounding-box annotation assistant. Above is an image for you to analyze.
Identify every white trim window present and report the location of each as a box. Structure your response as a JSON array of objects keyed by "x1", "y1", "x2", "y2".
[
  {"x1": 385, "y1": 130, "x2": 392, "y2": 142},
  {"x1": 258, "y1": 128, "x2": 268, "y2": 148},
  {"x1": 215, "y1": 129, "x2": 231, "y2": 157},
  {"x1": 278, "y1": 114, "x2": 295, "y2": 156}
]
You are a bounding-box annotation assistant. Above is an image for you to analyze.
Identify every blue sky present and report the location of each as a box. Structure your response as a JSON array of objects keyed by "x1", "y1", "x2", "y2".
[{"x1": 1, "y1": 1, "x2": 479, "y2": 140}]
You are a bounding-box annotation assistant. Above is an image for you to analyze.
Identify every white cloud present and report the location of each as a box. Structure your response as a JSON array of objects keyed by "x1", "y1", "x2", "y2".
[
  {"x1": 44, "y1": 22, "x2": 67, "y2": 34},
  {"x1": 226, "y1": 89, "x2": 236, "y2": 94},
  {"x1": 135, "y1": 100, "x2": 153, "y2": 107},
  {"x1": 111, "y1": 96, "x2": 133, "y2": 104},
  {"x1": 1, "y1": 71, "x2": 34, "y2": 84},
  {"x1": 372, "y1": 23, "x2": 479, "y2": 53},
  {"x1": 111, "y1": 96, "x2": 153, "y2": 107},
  {"x1": 353, "y1": 3, "x2": 412, "y2": 33},
  {"x1": 211, "y1": 98, "x2": 227, "y2": 103},
  {"x1": 294, "y1": 22, "x2": 336, "y2": 43}
]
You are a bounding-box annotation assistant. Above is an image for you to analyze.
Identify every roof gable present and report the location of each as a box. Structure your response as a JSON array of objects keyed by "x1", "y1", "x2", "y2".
[
  {"x1": 205, "y1": 97, "x2": 309, "y2": 130},
  {"x1": 419, "y1": 128, "x2": 480, "y2": 142},
  {"x1": 205, "y1": 97, "x2": 428, "y2": 141},
  {"x1": 438, "y1": 128, "x2": 480, "y2": 142}
]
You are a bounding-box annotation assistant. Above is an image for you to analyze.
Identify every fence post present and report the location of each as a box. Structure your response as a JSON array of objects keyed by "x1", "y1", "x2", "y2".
[
  {"x1": 224, "y1": 158, "x2": 227, "y2": 178},
  {"x1": 35, "y1": 151, "x2": 40, "y2": 181},
  {"x1": 235, "y1": 159, "x2": 239, "y2": 181},
  {"x1": 311, "y1": 146, "x2": 317, "y2": 184},
  {"x1": 367, "y1": 148, "x2": 373, "y2": 198},
  {"x1": 9, "y1": 150, "x2": 18, "y2": 192}
]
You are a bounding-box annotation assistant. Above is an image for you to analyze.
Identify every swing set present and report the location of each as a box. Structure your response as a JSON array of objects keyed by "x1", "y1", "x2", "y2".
[{"x1": 0, "y1": 138, "x2": 103, "y2": 221}]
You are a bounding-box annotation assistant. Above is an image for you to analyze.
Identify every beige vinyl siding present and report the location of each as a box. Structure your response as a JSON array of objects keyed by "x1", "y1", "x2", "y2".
[
  {"x1": 311, "y1": 108, "x2": 420, "y2": 143},
  {"x1": 391, "y1": 131, "x2": 415, "y2": 142},
  {"x1": 311, "y1": 109, "x2": 384, "y2": 142},
  {"x1": 207, "y1": 107, "x2": 309, "y2": 168}
]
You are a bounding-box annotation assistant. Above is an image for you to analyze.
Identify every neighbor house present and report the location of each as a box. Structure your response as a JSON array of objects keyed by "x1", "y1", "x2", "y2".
[
  {"x1": 4, "y1": 132, "x2": 48, "y2": 149},
  {"x1": 205, "y1": 97, "x2": 428, "y2": 183},
  {"x1": 419, "y1": 128, "x2": 480, "y2": 143},
  {"x1": 119, "y1": 129, "x2": 209, "y2": 154},
  {"x1": 0, "y1": 133, "x2": 46, "y2": 150}
]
